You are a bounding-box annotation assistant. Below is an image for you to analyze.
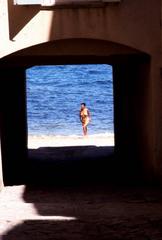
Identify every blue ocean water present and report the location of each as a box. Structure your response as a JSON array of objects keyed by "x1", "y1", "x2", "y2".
[{"x1": 26, "y1": 64, "x2": 114, "y2": 136}]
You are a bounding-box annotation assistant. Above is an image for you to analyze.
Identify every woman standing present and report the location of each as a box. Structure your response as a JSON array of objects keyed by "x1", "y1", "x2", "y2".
[{"x1": 80, "y1": 103, "x2": 91, "y2": 136}]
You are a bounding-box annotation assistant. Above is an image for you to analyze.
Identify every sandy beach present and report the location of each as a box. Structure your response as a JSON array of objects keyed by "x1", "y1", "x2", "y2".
[{"x1": 28, "y1": 134, "x2": 114, "y2": 149}]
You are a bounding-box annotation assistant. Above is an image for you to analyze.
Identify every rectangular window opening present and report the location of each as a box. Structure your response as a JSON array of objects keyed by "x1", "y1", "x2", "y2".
[{"x1": 26, "y1": 64, "x2": 114, "y2": 148}]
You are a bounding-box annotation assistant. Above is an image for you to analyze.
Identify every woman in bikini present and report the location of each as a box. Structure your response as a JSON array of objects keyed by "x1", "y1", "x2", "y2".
[{"x1": 80, "y1": 103, "x2": 91, "y2": 136}]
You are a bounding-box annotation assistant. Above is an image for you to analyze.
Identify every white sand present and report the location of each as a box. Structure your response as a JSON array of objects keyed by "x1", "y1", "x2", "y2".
[{"x1": 28, "y1": 134, "x2": 114, "y2": 149}]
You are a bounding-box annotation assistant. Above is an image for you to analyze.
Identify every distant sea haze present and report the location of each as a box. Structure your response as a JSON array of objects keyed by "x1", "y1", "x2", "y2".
[{"x1": 26, "y1": 64, "x2": 114, "y2": 137}]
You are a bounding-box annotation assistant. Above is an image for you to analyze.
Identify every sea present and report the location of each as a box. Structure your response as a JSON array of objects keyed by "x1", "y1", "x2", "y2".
[{"x1": 26, "y1": 64, "x2": 114, "y2": 137}]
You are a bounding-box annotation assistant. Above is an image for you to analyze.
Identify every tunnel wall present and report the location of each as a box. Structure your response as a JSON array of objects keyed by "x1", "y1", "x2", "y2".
[
  {"x1": 0, "y1": 67, "x2": 27, "y2": 185},
  {"x1": 113, "y1": 59, "x2": 155, "y2": 180}
]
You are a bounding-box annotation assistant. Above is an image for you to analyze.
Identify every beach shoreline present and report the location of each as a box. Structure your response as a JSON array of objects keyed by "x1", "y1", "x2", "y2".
[{"x1": 28, "y1": 134, "x2": 114, "y2": 149}]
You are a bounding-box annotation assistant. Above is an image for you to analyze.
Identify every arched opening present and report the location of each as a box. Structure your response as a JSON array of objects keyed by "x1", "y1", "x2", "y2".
[{"x1": 0, "y1": 39, "x2": 151, "y2": 185}]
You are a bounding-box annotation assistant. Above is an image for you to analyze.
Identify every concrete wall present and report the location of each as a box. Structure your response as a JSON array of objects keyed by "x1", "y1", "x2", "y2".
[
  {"x1": 0, "y1": 0, "x2": 160, "y2": 57},
  {"x1": 0, "y1": 0, "x2": 162, "y2": 184}
]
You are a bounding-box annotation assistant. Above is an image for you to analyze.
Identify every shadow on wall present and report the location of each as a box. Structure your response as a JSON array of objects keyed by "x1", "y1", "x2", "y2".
[{"x1": 8, "y1": 1, "x2": 40, "y2": 40}]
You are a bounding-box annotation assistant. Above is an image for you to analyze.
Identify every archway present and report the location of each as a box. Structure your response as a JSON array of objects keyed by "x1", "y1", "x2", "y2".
[{"x1": 0, "y1": 39, "x2": 150, "y2": 185}]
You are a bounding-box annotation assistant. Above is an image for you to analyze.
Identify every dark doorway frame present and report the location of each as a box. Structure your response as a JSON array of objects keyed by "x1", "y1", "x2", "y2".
[{"x1": 0, "y1": 40, "x2": 150, "y2": 185}]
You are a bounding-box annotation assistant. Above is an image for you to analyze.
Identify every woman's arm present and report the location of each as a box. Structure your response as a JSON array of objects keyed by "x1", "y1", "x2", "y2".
[
  {"x1": 79, "y1": 110, "x2": 82, "y2": 122},
  {"x1": 87, "y1": 109, "x2": 91, "y2": 121}
]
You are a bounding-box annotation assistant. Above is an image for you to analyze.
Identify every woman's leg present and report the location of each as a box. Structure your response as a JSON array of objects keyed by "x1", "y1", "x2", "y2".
[
  {"x1": 82, "y1": 117, "x2": 89, "y2": 136},
  {"x1": 83, "y1": 126, "x2": 87, "y2": 136}
]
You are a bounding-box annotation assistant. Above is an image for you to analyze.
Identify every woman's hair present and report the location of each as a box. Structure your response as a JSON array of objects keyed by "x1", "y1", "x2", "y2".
[{"x1": 81, "y1": 103, "x2": 86, "y2": 106}]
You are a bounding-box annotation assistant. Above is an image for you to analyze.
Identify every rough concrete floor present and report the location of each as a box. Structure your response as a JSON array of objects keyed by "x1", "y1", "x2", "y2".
[{"x1": 1, "y1": 184, "x2": 162, "y2": 240}]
